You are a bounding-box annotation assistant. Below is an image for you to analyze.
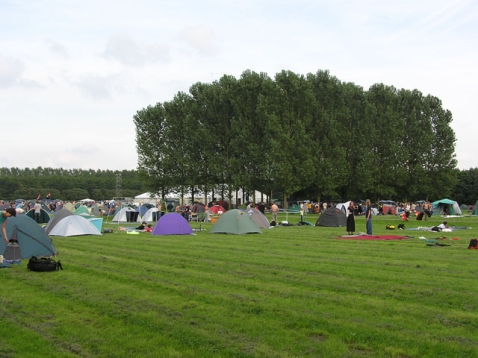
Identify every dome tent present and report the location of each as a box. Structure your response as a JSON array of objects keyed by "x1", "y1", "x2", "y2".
[
  {"x1": 315, "y1": 207, "x2": 347, "y2": 227},
  {"x1": 1, "y1": 215, "x2": 57, "y2": 259},
  {"x1": 151, "y1": 213, "x2": 193, "y2": 236},
  {"x1": 210, "y1": 209, "x2": 262, "y2": 235},
  {"x1": 49, "y1": 215, "x2": 102, "y2": 237}
]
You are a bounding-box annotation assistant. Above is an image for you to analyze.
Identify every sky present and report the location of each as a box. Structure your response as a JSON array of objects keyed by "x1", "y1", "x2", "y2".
[{"x1": 1, "y1": 0, "x2": 477, "y2": 171}]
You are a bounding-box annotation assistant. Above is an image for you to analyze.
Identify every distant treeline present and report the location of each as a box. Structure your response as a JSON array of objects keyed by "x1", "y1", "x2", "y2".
[
  {"x1": 0, "y1": 165, "x2": 477, "y2": 205},
  {"x1": 0, "y1": 167, "x2": 147, "y2": 201}
]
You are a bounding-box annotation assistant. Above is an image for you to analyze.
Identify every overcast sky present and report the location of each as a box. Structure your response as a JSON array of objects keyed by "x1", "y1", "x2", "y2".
[{"x1": 1, "y1": 0, "x2": 477, "y2": 171}]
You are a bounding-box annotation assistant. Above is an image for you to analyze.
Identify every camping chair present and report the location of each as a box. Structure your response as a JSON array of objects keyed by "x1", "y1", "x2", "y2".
[{"x1": 190, "y1": 212, "x2": 206, "y2": 222}]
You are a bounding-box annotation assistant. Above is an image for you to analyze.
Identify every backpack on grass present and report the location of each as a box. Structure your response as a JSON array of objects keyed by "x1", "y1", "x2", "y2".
[
  {"x1": 27, "y1": 256, "x2": 63, "y2": 272},
  {"x1": 468, "y1": 239, "x2": 478, "y2": 250}
]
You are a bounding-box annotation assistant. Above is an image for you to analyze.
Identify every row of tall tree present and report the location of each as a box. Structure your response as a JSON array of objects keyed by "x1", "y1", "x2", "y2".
[
  {"x1": 0, "y1": 167, "x2": 146, "y2": 201},
  {"x1": 134, "y1": 69, "x2": 458, "y2": 206}
]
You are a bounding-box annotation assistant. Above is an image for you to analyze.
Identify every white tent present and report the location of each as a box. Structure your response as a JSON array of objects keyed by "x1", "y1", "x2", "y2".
[
  {"x1": 112, "y1": 207, "x2": 141, "y2": 222},
  {"x1": 336, "y1": 201, "x2": 351, "y2": 215},
  {"x1": 142, "y1": 207, "x2": 159, "y2": 222},
  {"x1": 49, "y1": 215, "x2": 102, "y2": 237}
]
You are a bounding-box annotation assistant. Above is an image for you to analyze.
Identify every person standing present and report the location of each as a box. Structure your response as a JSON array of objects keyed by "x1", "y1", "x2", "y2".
[
  {"x1": 257, "y1": 202, "x2": 265, "y2": 215},
  {"x1": 270, "y1": 202, "x2": 279, "y2": 223},
  {"x1": 423, "y1": 201, "x2": 431, "y2": 221},
  {"x1": 365, "y1": 199, "x2": 373, "y2": 235},
  {"x1": 34, "y1": 200, "x2": 42, "y2": 223},
  {"x1": 346, "y1": 201, "x2": 355, "y2": 235},
  {"x1": 1, "y1": 208, "x2": 17, "y2": 243}
]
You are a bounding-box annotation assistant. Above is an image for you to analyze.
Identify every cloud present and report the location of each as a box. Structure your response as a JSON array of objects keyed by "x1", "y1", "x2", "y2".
[
  {"x1": 46, "y1": 40, "x2": 69, "y2": 58},
  {"x1": 178, "y1": 25, "x2": 219, "y2": 56},
  {"x1": 75, "y1": 74, "x2": 115, "y2": 99},
  {"x1": 102, "y1": 33, "x2": 171, "y2": 66},
  {"x1": 0, "y1": 54, "x2": 25, "y2": 88}
]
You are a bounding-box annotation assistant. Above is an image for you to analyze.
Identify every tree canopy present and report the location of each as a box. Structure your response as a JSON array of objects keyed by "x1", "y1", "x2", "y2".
[{"x1": 134, "y1": 69, "x2": 458, "y2": 205}]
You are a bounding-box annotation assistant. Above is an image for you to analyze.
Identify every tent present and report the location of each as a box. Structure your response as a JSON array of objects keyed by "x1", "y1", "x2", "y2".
[
  {"x1": 473, "y1": 201, "x2": 478, "y2": 215},
  {"x1": 26, "y1": 208, "x2": 51, "y2": 224},
  {"x1": 134, "y1": 192, "x2": 163, "y2": 205},
  {"x1": 432, "y1": 198, "x2": 462, "y2": 216},
  {"x1": 64, "y1": 202, "x2": 75, "y2": 212},
  {"x1": 151, "y1": 213, "x2": 193, "y2": 235},
  {"x1": 112, "y1": 207, "x2": 141, "y2": 222},
  {"x1": 336, "y1": 201, "x2": 351, "y2": 215},
  {"x1": 210, "y1": 209, "x2": 262, "y2": 234},
  {"x1": 216, "y1": 200, "x2": 229, "y2": 210},
  {"x1": 142, "y1": 207, "x2": 163, "y2": 222},
  {"x1": 74, "y1": 205, "x2": 90, "y2": 216},
  {"x1": 90, "y1": 203, "x2": 102, "y2": 216},
  {"x1": 88, "y1": 217, "x2": 104, "y2": 232},
  {"x1": 139, "y1": 204, "x2": 154, "y2": 217},
  {"x1": 44, "y1": 208, "x2": 74, "y2": 234},
  {"x1": 49, "y1": 215, "x2": 102, "y2": 237},
  {"x1": 316, "y1": 207, "x2": 347, "y2": 227},
  {"x1": 244, "y1": 208, "x2": 270, "y2": 229},
  {"x1": 209, "y1": 205, "x2": 226, "y2": 214},
  {"x1": 191, "y1": 203, "x2": 206, "y2": 213},
  {"x1": 1, "y1": 215, "x2": 57, "y2": 259}
]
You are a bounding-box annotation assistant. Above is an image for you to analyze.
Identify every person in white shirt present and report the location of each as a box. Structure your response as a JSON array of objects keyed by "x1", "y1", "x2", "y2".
[{"x1": 437, "y1": 221, "x2": 448, "y2": 230}]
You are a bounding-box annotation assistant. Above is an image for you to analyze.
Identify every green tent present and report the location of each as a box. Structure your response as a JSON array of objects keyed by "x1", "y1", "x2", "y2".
[
  {"x1": 1, "y1": 215, "x2": 57, "y2": 259},
  {"x1": 74, "y1": 205, "x2": 90, "y2": 216},
  {"x1": 473, "y1": 201, "x2": 478, "y2": 215},
  {"x1": 210, "y1": 209, "x2": 262, "y2": 235},
  {"x1": 26, "y1": 208, "x2": 51, "y2": 224},
  {"x1": 431, "y1": 198, "x2": 462, "y2": 216}
]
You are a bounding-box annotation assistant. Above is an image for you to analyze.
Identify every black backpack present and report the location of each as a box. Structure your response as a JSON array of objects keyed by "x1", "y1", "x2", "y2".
[
  {"x1": 468, "y1": 239, "x2": 478, "y2": 250},
  {"x1": 27, "y1": 256, "x2": 63, "y2": 272}
]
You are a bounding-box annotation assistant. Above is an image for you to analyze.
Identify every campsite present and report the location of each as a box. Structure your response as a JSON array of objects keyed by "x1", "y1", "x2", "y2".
[{"x1": 2, "y1": 209, "x2": 478, "y2": 357}]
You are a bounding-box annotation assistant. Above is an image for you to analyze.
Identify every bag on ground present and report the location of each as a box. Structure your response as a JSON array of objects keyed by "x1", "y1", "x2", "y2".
[
  {"x1": 468, "y1": 238, "x2": 478, "y2": 250},
  {"x1": 27, "y1": 256, "x2": 63, "y2": 271}
]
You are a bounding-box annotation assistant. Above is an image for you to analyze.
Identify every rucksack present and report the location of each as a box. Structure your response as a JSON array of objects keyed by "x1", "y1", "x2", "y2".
[
  {"x1": 468, "y1": 239, "x2": 478, "y2": 250},
  {"x1": 398, "y1": 224, "x2": 405, "y2": 230},
  {"x1": 27, "y1": 256, "x2": 63, "y2": 272},
  {"x1": 386, "y1": 225, "x2": 395, "y2": 230}
]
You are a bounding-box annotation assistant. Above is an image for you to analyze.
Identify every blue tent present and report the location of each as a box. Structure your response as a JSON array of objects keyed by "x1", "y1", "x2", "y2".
[{"x1": 1, "y1": 215, "x2": 57, "y2": 259}]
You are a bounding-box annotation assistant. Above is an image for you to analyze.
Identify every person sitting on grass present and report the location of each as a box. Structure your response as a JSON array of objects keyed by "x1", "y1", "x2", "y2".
[
  {"x1": 144, "y1": 224, "x2": 153, "y2": 233},
  {"x1": 136, "y1": 222, "x2": 147, "y2": 231}
]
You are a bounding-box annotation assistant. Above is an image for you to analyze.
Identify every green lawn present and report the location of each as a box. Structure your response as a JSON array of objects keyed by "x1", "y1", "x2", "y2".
[{"x1": 1, "y1": 213, "x2": 478, "y2": 357}]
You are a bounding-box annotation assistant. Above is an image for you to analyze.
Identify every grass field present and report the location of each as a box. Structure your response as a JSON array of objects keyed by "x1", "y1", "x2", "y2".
[{"x1": 1, "y1": 212, "x2": 478, "y2": 357}]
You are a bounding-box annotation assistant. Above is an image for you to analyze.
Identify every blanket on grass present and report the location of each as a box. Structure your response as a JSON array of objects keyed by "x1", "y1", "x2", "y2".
[{"x1": 337, "y1": 234, "x2": 411, "y2": 240}]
